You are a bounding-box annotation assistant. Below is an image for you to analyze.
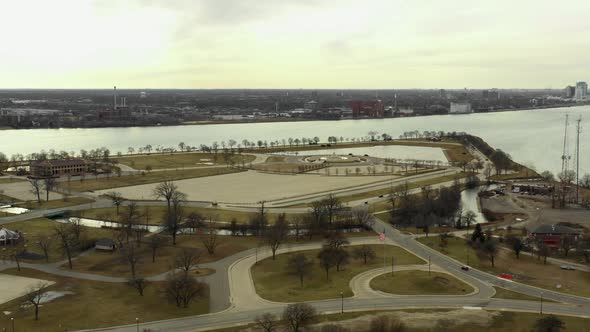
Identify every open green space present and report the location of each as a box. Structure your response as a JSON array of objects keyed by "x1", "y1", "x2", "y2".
[
  {"x1": 75, "y1": 205, "x2": 296, "y2": 224},
  {"x1": 0, "y1": 178, "x2": 27, "y2": 184},
  {"x1": 251, "y1": 244, "x2": 425, "y2": 302},
  {"x1": 58, "y1": 167, "x2": 245, "y2": 192},
  {"x1": 2, "y1": 217, "x2": 115, "y2": 263},
  {"x1": 417, "y1": 235, "x2": 590, "y2": 298},
  {"x1": 115, "y1": 152, "x2": 256, "y2": 170},
  {"x1": 0, "y1": 268, "x2": 208, "y2": 332},
  {"x1": 492, "y1": 287, "x2": 554, "y2": 302},
  {"x1": 19, "y1": 197, "x2": 95, "y2": 210},
  {"x1": 370, "y1": 270, "x2": 474, "y2": 295}
]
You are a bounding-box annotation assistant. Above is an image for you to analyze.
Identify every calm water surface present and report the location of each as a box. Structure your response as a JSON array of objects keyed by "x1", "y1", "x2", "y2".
[{"x1": 1, "y1": 106, "x2": 588, "y2": 175}]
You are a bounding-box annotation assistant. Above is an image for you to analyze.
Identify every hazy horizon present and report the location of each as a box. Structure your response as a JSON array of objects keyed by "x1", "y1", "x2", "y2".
[{"x1": 1, "y1": 0, "x2": 588, "y2": 89}]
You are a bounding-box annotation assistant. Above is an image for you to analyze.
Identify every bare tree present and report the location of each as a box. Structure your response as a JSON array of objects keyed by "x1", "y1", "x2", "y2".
[
  {"x1": 37, "y1": 237, "x2": 53, "y2": 262},
  {"x1": 481, "y1": 240, "x2": 498, "y2": 267},
  {"x1": 318, "y1": 247, "x2": 338, "y2": 280},
  {"x1": 43, "y1": 177, "x2": 57, "y2": 202},
  {"x1": 153, "y1": 181, "x2": 179, "y2": 213},
  {"x1": 120, "y1": 245, "x2": 141, "y2": 278},
  {"x1": 148, "y1": 235, "x2": 166, "y2": 263},
  {"x1": 265, "y1": 216, "x2": 289, "y2": 259},
  {"x1": 164, "y1": 191, "x2": 187, "y2": 245},
  {"x1": 353, "y1": 245, "x2": 376, "y2": 264},
  {"x1": 165, "y1": 273, "x2": 206, "y2": 308},
  {"x1": 561, "y1": 236, "x2": 574, "y2": 257},
  {"x1": 323, "y1": 194, "x2": 343, "y2": 225},
  {"x1": 127, "y1": 277, "x2": 149, "y2": 296},
  {"x1": 325, "y1": 232, "x2": 350, "y2": 250},
  {"x1": 282, "y1": 303, "x2": 316, "y2": 332},
  {"x1": 106, "y1": 191, "x2": 125, "y2": 215},
  {"x1": 29, "y1": 178, "x2": 42, "y2": 203},
  {"x1": 202, "y1": 222, "x2": 220, "y2": 255},
  {"x1": 287, "y1": 253, "x2": 313, "y2": 287},
  {"x1": 54, "y1": 223, "x2": 78, "y2": 269},
  {"x1": 174, "y1": 249, "x2": 201, "y2": 274},
  {"x1": 68, "y1": 217, "x2": 85, "y2": 242},
  {"x1": 255, "y1": 313, "x2": 278, "y2": 332},
  {"x1": 23, "y1": 282, "x2": 51, "y2": 320}
]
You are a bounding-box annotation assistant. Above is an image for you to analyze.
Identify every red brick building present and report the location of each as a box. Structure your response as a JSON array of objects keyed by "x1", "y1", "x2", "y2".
[
  {"x1": 30, "y1": 159, "x2": 90, "y2": 177},
  {"x1": 349, "y1": 100, "x2": 384, "y2": 118},
  {"x1": 529, "y1": 224, "x2": 581, "y2": 249}
]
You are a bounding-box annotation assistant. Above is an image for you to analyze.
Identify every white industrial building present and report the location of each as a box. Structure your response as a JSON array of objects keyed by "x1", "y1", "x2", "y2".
[{"x1": 449, "y1": 102, "x2": 473, "y2": 114}]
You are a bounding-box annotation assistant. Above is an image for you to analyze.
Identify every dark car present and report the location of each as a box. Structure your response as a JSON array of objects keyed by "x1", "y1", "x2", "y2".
[{"x1": 461, "y1": 266, "x2": 470, "y2": 271}]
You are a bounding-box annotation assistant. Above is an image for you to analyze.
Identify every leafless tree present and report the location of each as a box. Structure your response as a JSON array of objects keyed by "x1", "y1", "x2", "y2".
[
  {"x1": 202, "y1": 221, "x2": 220, "y2": 255},
  {"x1": 165, "y1": 273, "x2": 206, "y2": 308},
  {"x1": 317, "y1": 247, "x2": 338, "y2": 280},
  {"x1": 120, "y1": 202, "x2": 141, "y2": 244},
  {"x1": 353, "y1": 245, "x2": 376, "y2": 264},
  {"x1": 174, "y1": 249, "x2": 201, "y2": 274},
  {"x1": 42, "y1": 177, "x2": 57, "y2": 202},
  {"x1": 287, "y1": 253, "x2": 313, "y2": 287},
  {"x1": 23, "y1": 282, "x2": 51, "y2": 320},
  {"x1": 148, "y1": 235, "x2": 166, "y2": 263},
  {"x1": 561, "y1": 236, "x2": 574, "y2": 257},
  {"x1": 185, "y1": 212, "x2": 204, "y2": 234},
  {"x1": 106, "y1": 191, "x2": 125, "y2": 215},
  {"x1": 255, "y1": 313, "x2": 278, "y2": 332},
  {"x1": 282, "y1": 303, "x2": 316, "y2": 332},
  {"x1": 29, "y1": 178, "x2": 42, "y2": 203},
  {"x1": 120, "y1": 245, "x2": 141, "y2": 278},
  {"x1": 265, "y1": 215, "x2": 289, "y2": 259},
  {"x1": 54, "y1": 223, "x2": 78, "y2": 269},
  {"x1": 325, "y1": 232, "x2": 350, "y2": 250},
  {"x1": 322, "y1": 194, "x2": 343, "y2": 225},
  {"x1": 164, "y1": 191, "x2": 187, "y2": 245},
  {"x1": 153, "y1": 181, "x2": 179, "y2": 213},
  {"x1": 68, "y1": 217, "x2": 85, "y2": 242},
  {"x1": 351, "y1": 207, "x2": 374, "y2": 228},
  {"x1": 37, "y1": 237, "x2": 53, "y2": 262},
  {"x1": 127, "y1": 277, "x2": 149, "y2": 296}
]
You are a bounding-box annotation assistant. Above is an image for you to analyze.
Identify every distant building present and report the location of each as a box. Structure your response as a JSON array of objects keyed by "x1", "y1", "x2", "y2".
[
  {"x1": 574, "y1": 81, "x2": 588, "y2": 100},
  {"x1": 96, "y1": 107, "x2": 132, "y2": 120},
  {"x1": 349, "y1": 100, "x2": 384, "y2": 118},
  {"x1": 529, "y1": 224, "x2": 581, "y2": 250},
  {"x1": 449, "y1": 102, "x2": 473, "y2": 114},
  {"x1": 564, "y1": 86, "x2": 576, "y2": 98},
  {"x1": 396, "y1": 108, "x2": 414, "y2": 117},
  {"x1": 304, "y1": 100, "x2": 319, "y2": 111},
  {"x1": 482, "y1": 89, "x2": 500, "y2": 99},
  {"x1": 0, "y1": 228, "x2": 21, "y2": 246},
  {"x1": 30, "y1": 159, "x2": 90, "y2": 177},
  {"x1": 95, "y1": 238, "x2": 117, "y2": 251},
  {"x1": 439, "y1": 89, "x2": 447, "y2": 99}
]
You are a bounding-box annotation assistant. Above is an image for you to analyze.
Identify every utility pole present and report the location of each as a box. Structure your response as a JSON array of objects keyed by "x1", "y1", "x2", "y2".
[
  {"x1": 575, "y1": 116, "x2": 582, "y2": 203},
  {"x1": 561, "y1": 114, "x2": 570, "y2": 175}
]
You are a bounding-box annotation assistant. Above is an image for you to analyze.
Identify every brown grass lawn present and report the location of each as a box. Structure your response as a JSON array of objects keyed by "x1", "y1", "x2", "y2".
[
  {"x1": 418, "y1": 236, "x2": 590, "y2": 297},
  {"x1": 18, "y1": 196, "x2": 94, "y2": 210},
  {"x1": 115, "y1": 152, "x2": 256, "y2": 170},
  {"x1": 0, "y1": 268, "x2": 208, "y2": 332},
  {"x1": 58, "y1": 167, "x2": 245, "y2": 192},
  {"x1": 0, "y1": 178, "x2": 27, "y2": 184},
  {"x1": 370, "y1": 270, "x2": 474, "y2": 295},
  {"x1": 251, "y1": 244, "x2": 425, "y2": 302},
  {"x1": 2, "y1": 218, "x2": 115, "y2": 263},
  {"x1": 492, "y1": 287, "x2": 549, "y2": 302},
  {"x1": 252, "y1": 162, "x2": 322, "y2": 174},
  {"x1": 66, "y1": 233, "x2": 263, "y2": 277},
  {"x1": 75, "y1": 205, "x2": 297, "y2": 224}
]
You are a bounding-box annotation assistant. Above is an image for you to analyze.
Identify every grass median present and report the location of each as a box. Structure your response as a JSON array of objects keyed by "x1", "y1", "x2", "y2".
[
  {"x1": 251, "y1": 244, "x2": 425, "y2": 302},
  {"x1": 370, "y1": 270, "x2": 474, "y2": 295},
  {"x1": 0, "y1": 268, "x2": 208, "y2": 332}
]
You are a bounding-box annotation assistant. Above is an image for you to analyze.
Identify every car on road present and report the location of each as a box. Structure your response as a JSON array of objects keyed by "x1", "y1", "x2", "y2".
[
  {"x1": 461, "y1": 266, "x2": 470, "y2": 271},
  {"x1": 560, "y1": 265, "x2": 576, "y2": 271}
]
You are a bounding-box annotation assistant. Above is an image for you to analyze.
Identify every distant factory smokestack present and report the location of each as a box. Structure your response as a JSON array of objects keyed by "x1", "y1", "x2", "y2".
[{"x1": 114, "y1": 86, "x2": 118, "y2": 110}]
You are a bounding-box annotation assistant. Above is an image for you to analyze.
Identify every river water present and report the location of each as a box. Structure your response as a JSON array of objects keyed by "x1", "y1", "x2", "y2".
[{"x1": 1, "y1": 105, "x2": 588, "y2": 175}]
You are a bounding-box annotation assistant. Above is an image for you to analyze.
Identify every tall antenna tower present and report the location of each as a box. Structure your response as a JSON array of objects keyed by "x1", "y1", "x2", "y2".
[
  {"x1": 574, "y1": 116, "x2": 582, "y2": 203},
  {"x1": 113, "y1": 86, "x2": 118, "y2": 110},
  {"x1": 561, "y1": 114, "x2": 570, "y2": 175}
]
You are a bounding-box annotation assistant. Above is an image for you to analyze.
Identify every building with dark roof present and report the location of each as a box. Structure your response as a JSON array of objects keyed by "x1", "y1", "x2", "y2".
[
  {"x1": 30, "y1": 159, "x2": 90, "y2": 177},
  {"x1": 529, "y1": 224, "x2": 581, "y2": 249}
]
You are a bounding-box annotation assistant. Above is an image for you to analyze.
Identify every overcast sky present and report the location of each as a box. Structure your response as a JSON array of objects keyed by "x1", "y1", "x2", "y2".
[{"x1": 1, "y1": 0, "x2": 588, "y2": 89}]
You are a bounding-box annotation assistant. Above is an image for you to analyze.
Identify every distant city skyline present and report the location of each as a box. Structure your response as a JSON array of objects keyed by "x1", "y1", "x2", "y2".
[{"x1": 1, "y1": 0, "x2": 589, "y2": 89}]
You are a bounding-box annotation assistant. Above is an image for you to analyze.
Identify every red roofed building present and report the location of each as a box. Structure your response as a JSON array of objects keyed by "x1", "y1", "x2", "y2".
[
  {"x1": 349, "y1": 100, "x2": 384, "y2": 118},
  {"x1": 30, "y1": 159, "x2": 90, "y2": 177}
]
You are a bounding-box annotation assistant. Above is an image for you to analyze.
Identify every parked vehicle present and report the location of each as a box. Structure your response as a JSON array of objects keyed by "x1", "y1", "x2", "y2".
[
  {"x1": 461, "y1": 266, "x2": 470, "y2": 271},
  {"x1": 560, "y1": 265, "x2": 576, "y2": 271}
]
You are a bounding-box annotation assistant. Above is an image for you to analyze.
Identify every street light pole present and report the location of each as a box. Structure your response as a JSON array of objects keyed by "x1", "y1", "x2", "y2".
[
  {"x1": 428, "y1": 256, "x2": 431, "y2": 275},
  {"x1": 540, "y1": 292, "x2": 543, "y2": 315},
  {"x1": 136, "y1": 317, "x2": 139, "y2": 332},
  {"x1": 340, "y1": 291, "x2": 344, "y2": 314},
  {"x1": 10, "y1": 318, "x2": 14, "y2": 332}
]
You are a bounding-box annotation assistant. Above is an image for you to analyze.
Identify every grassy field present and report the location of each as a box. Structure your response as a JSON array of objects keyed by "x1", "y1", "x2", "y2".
[
  {"x1": 0, "y1": 268, "x2": 208, "y2": 332},
  {"x1": 2, "y1": 218, "x2": 115, "y2": 263},
  {"x1": 58, "y1": 167, "x2": 245, "y2": 192},
  {"x1": 370, "y1": 270, "x2": 473, "y2": 295},
  {"x1": 115, "y1": 152, "x2": 256, "y2": 170},
  {"x1": 492, "y1": 287, "x2": 547, "y2": 302},
  {"x1": 417, "y1": 236, "x2": 590, "y2": 297},
  {"x1": 251, "y1": 244, "x2": 425, "y2": 302},
  {"x1": 67, "y1": 233, "x2": 263, "y2": 277},
  {"x1": 0, "y1": 178, "x2": 27, "y2": 184},
  {"x1": 212, "y1": 309, "x2": 590, "y2": 332},
  {"x1": 252, "y1": 162, "x2": 322, "y2": 174},
  {"x1": 18, "y1": 197, "x2": 95, "y2": 210},
  {"x1": 75, "y1": 205, "x2": 296, "y2": 224}
]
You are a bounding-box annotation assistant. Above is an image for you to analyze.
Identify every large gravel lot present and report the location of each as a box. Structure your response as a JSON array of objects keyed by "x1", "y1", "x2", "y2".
[
  {"x1": 0, "y1": 274, "x2": 54, "y2": 305},
  {"x1": 95, "y1": 170, "x2": 399, "y2": 203}
]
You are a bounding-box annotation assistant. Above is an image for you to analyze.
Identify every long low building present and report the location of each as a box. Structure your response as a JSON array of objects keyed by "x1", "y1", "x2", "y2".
[{"x1": 30, "y1": 159, "x2": 90, "y2": 177}]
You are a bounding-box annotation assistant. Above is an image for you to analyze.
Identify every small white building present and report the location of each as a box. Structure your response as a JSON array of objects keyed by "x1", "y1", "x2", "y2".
[
  {"x1": 449, "y1": 102, "x2": 473, "y2": 114},
  {"x1": 0, "y1": 228, "x2": 20, "y2": 246}
]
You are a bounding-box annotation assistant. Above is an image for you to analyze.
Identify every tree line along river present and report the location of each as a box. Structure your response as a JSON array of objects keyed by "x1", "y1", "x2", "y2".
[{"x1": 1, "y1": 105, "x2": 588, "y2": 176}]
